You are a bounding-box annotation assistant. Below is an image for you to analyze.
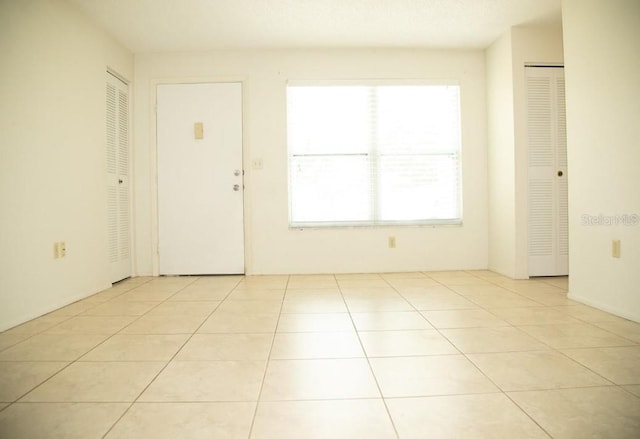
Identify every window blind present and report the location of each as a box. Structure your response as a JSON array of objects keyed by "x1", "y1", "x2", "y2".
[{"x1": 287, "y1": 82, "x2": 462, "y2": 227}]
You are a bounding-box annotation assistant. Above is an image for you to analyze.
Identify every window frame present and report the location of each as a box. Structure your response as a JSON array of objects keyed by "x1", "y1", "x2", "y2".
[{"x1": 286, "y1": 79, "x2": 464, "y2": 229}]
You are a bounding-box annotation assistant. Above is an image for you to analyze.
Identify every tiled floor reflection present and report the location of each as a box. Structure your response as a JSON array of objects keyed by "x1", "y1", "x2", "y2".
[{"x1": 1, "y1": 271, "x2": 639, "y2": 438}]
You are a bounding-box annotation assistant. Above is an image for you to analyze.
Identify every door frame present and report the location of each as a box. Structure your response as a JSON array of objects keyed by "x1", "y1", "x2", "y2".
[
  {"x1": 150, "y1": 77, "x2": 251, "y2": 276},
  {"x1": 106, "y1": 68, "x2": 134, "y2": 283}
]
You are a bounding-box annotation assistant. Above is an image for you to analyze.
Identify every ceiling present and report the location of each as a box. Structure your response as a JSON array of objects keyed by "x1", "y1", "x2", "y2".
[{"x1": 68, "y1": 0, "x2": 562, "y2": 53}]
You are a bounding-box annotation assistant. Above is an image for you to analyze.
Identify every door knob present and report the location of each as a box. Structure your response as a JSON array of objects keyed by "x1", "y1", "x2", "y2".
[
  {"x1": 233, "y1": 184, "x2": 241, "y2": 191},
  {"x1": 118, "y1": 179, "x2": 123, "y2": 184},
  {"x1": 557, "y1": 171, "x2": 563, "y2": 177}
]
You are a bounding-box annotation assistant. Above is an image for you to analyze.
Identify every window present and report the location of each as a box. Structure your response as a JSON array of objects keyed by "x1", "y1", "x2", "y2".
[{"x1": 287, "y1": 81, "x2": 462, "y2": 227}]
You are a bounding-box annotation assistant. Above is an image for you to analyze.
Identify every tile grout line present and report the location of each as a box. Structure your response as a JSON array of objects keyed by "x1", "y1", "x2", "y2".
[
  {"x1": 453, "y1": 271, "x2": 557, "y2": 438},
  {"x1": 99, "y1": 275, "x2": 243, "y2": 439},
  {"x1": 387, "y1": 273, "x2": 516, "y2": 408},
  {"x1": 502, "y1": 391, "x2": 555, "y2": 438},
  {"x1": 417, "y1": 272, "x2": 565, "y2": 436},
  {"x1": 73, "y1": 276, "x2": 203, "y2": 368},
  {"x1": 460, "y1": 272, "x2": 637, "y2": 436},
  {"x1": 0, "y1": 277, "x2": 160, "y2": 416},
  {"x1": 4, "y1": 274, "x2": 241, "y2": 411},
  {"x1": 338, "y1": 274, "x2": 401, "y2": 439},
  {"x1": 106, "y1": 275, "x2": 201, "y2": 337},
  {"x1": 473, "y1": 270, "x2": 637, "y2": 396},
  {"x1": 475, "y1": 271, "x2": 639, "y2": 351},
  {"x1": 246, "y1": 274, "x2": 291, "y2": 439},
  {"x1": 6, "y1": 277, "x2": 179, "y2": 405}
]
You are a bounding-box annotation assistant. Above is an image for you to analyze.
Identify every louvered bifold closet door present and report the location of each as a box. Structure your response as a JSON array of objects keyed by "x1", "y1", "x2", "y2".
[
  {"x1": 106, "y1": 72, "x2": 131, "y2": 283},
  {"x1": 527, "y1": 66, "x2": 568, "y2": 277}
]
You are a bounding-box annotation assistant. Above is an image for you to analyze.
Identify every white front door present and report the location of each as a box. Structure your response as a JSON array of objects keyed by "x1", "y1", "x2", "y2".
[
  {"x1": 527, "y1": 67, "x2": 568, "y2": 277},
  {"x1": 157, "y1": 82, "x2": 244, "y2": 275},
  {"x1": 106, "y1": 72, "x2": 131, "y2": 283}
]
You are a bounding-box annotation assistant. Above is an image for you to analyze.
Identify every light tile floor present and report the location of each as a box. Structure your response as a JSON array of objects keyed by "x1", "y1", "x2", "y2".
[{"x1": 0, "y1": 271, "x2": 639, "y2": 438}]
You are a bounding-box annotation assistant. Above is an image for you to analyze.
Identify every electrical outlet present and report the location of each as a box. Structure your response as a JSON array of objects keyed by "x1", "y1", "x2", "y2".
[
  {"x1": 53, "y1": 242, "x2": 59, "y2": 259},
  {"x1": 612, "y1": 240, "x2": 621, "y2": 258},
  {"x1": 251, "y1": 158, "x2": 264, "y2": 170},
  {"x1": 60, "y1": 241, "x2": 66, "y2": 258},
  {"x1": 388, "y1": 236, "x2": 396, "y2": 248}
]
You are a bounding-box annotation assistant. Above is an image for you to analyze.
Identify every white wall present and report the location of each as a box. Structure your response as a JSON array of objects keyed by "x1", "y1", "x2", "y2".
[
  {"x1": 0, "y1": 0, "x2": 133, "y2": 330},
  {"x1": 486, "y1": 32, "x2": 517, "y2": 278},
  {"x1": 562, "y1": 0, "x2": 640, "y2": 321},
  {"x1": 486, "y1": 26, "x2": 564, "y2": 279},
  {"x1": 134, "y1": 49, "x2": 488, "y2": 275}
]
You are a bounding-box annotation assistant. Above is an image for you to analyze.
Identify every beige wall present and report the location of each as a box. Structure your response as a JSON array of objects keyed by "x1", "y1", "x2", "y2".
[
  {"x1": 486, "y1": 31, "x2": 516, "y2": 278},
  {"x1": 133, "y1": 49, "x2": 489, "y2": 275},
  {"x1": 0, "y1": 0, "x2": 133, "y2": 330},
  {"x1": 563, "y1": 0, "x2": 640, "y2": 321}
]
